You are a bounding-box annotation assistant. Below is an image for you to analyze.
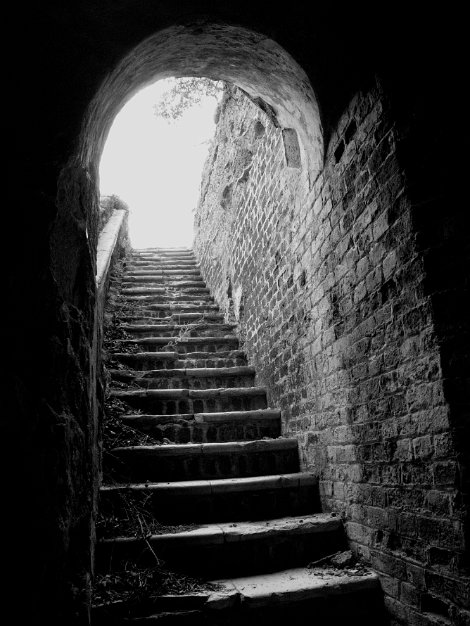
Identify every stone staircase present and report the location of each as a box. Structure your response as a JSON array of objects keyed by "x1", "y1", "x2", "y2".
[{"x1": 93, "y1": 248, "x2": 386, "y2": 625}]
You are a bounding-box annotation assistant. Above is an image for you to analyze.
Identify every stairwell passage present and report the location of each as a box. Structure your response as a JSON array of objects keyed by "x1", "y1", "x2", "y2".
[{"x1": 93, "y1": 248, "x2": 386, "y2": 625}]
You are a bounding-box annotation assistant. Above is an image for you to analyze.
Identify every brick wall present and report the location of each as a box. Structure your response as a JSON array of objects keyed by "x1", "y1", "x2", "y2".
[{"x1": 194, "y1": 85, "x2": 468, "y2": 624}]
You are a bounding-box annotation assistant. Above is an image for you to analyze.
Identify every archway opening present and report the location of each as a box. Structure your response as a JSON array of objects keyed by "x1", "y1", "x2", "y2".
[
  {"x1": 98, "y1": 77, "x2": 223, "y2": 248},
  {"x1": 80, "y1": 22, "x2": 324, "y2": 224}
]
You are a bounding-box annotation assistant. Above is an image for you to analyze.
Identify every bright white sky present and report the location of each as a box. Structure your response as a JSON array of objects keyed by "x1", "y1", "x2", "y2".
[{"x1": 99, "y1": 79, "x2": 220, "y2": 248}]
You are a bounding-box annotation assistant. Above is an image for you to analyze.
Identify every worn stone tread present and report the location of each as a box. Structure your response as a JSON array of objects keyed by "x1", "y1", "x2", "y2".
[
  {"x1": 101, "y1": 471, "x2": 316, "y2": 496},
  {"x1": 99, "y1": 513, "x2": 340, "y2": 546},
  {"x1": 116, "y1": 408, "x2": 280, "y2": 443},
  {"x1": 111, "y1": 366, "x2": 254, "y2": 379},
  {"x1": 125, "y1": 304, "x2": 219, "y2": 311},
  {"x1": 122, "y1": 287, "x2": 211, "y2": 295},
  {"x1": 126, "y1": 261, "x2": 200, "y2": 267},
  {"x1": 119, "y1": 336, "x2": 238, "y2": 346},
  {"x1": 120, "y1": 323, "x2": 237, "y2": 333},
  {"x1": 120, "y1": 314, "x2": 225, "y2": 323},
  {"x1": 208, "y1": 567, "x2": 380, "y2": 609},
  {"x1": 111, "y1": 386, "x2": 266, "y2": 400},
  {"x1": 124, "y1": 295, "x2": 214, "y2": 303},
  {"x1": 113, "y1": 349, "x2": 246, "y2": 362},
  {"x1": 119, "y1": 408, "x2": 278, "y2": 428},
  {"x1": 96, "y1": 514, "x2": 343, "y2": 575},
  {"x1": 111, "y1": 437, "x2": 297, "y2": 456},
  {"x1": 123, "y1": 270, "x2": 202, "y2": 277},
  {"x1": 123, "y1": 275, "x2": 202, "y2": 281}
]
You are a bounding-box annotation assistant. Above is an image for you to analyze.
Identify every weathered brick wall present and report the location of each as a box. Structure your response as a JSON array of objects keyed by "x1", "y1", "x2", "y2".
[{"x1": 194, "y1": 85, "x2": 468, "y2": 624}]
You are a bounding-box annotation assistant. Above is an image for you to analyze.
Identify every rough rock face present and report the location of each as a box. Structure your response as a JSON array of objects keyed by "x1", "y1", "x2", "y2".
[{"x1": 194, "y1": 84, "x2": 469, "y2": 623}]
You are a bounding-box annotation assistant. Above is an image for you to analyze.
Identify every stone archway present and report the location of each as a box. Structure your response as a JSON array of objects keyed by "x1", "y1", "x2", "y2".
[
  {"x1": 79, "y1": 22, "x2": 324, "y2": 192},
  {"x1": 11, "y1": 7, "x2": 466, "y2": 625}
]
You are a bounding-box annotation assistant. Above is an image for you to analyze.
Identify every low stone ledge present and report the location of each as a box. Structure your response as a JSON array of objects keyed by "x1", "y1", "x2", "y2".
[{"x1": 96, "y1": 208, "x2": 128, "y2": 290}]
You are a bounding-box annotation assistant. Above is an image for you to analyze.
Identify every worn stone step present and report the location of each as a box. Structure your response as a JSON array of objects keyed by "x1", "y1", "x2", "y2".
[
  {"x1": 134, "y1": 247, "x2": 194, "y2": 251},
  {"x1": 120, "y1": 313, "x2": 225, "y2": 324},
  {"x1": 99, "y1": 471, "x2": 318, "y2": 524},
  {"x1": 110, "y1": 386, "x2": 267, "y2": 415},
  {"x1": 131, "y1": 247, "x2": 194, "y2": 252},
  {"x1": 117, "y1": 337, "x2": 239, "y2": 354},
  {"x1": 111, "y1": 373, "x2": 256, "y2": 390},
  {"x1": 130, "y1": 255, "x2": 197, "y2": 263},
  {"x1": 118, "y1": 308, "x2": 222, "y2": 321},
  {"x1": 123, "y1": 295, "x2": 214, "y2": 304},
  {"x1": 123, "y1": 277, "x2": 205, "y2": 286},
  {"x1": 120, "y1": 303, "x2": 220, "y2": 314},
  {"x1": 106, "y1": 437, "x2": 299, "y2": 482},
  {"x1": 122, "y1": 282, "x2": 206, "y2": 291},
  {"x1": 92, "y1": 567, "x2": 383, "y2": 626},
  {"x1": 110, "y1": 366, "x2": 256, "y2": 390},
  {"x1": 125, "y1": 260, "x2": 199, "y2": 268},
  {"x1": 133, "y1": 252, "x2": 196, "y2": 258},
  {"x1": 96, "y1": 514, "x2": 342, "y2": 577},
  {"x1": 112, "y1": 351, "x2": 248, "y2": 370},
  {"x1": 129, "y1": 260, "x2": 198, "y2": 267},
  {"x1": 124, "y1": 269, "x2": 202, "y2": 277},
  {"x1": 207, "y1": 568, "x2": 383, "y2": 625},
  {"x1": 131, "y1": 246, "x2": 194, "y2": 256},
  {"x1": 122, "y1": 295, "x2": 213, "y2": 305},
  {"x1": 120, "y1": 323, "x2": 237, "y2": 338},
  {"x1": 122, "y1": 286, "x2": 211, "y2": 295},
  {"x1": 118, "y1": 407, "x2": 279, "y2": 442}
]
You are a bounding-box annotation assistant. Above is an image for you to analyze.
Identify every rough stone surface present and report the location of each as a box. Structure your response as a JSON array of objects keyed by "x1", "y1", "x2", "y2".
[{"x1": 194, "y1": 84, "x2": 469, "y2": 624}]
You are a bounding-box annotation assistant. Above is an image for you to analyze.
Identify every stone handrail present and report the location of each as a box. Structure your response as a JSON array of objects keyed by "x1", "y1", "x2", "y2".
[{"x1": 96, "y1": 208, "x2": 128, "y2": 291}]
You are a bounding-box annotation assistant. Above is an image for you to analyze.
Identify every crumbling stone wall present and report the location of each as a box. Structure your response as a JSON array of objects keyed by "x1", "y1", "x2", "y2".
[{"x1": 194, "y1": 85, "x2": 469, "y2": 624}]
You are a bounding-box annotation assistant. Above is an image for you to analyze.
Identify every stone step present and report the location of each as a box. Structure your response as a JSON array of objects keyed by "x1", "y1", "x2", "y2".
[
  {"x1": 96, "y1": 514, "x2": 342, "y2": 577},
  {"x1": 130, "y1": 246, "x2": 194, "y2": 253},
  {"x1": 106, "y1": 437, "x2": 299, "y2": 482},
  {"x1": 112, "y1": 351, "x2": 248, "y2": 370},
  {"x1": 99, "y1": 471, "x2": 318, "y2": 524},
  {"x1": 93, "y1": 568, "x2": 382, "y2": 625},
  {"x1": 118, "y1": 407, "x2": 279, "y2": 442},
  {"x1": 134, "y1": 247, "x2": 194, "y2": 251},
  {"x1": 123, "y1": 269, "x2": 203, "y2": 277},
  {"x1": 120, "y1": 323, "x2": 237, "y2": 338},
  {"x1": 208, "y1": 568, "x2": 383, "y2": 625},
  {"x1": 117, "y1": 337, "x2": 240, "y2": 353},
  {"x1": 125, "y1": 258, "x2": 198, "y2": 265},
  {"x1": 110, "y1": 386, "x2": 267, "y2": 414},
  {"x1": 123, "y1": 294, "x2": 215, "y2": 304},
  {"x1": 119, "y1": 311, "x2": 224, "y2": 327},
  {"x1": 122, "y1": 286, "x2": 211, "y2": 295},
  {"x1": 125, "y1": 260, "x2": 199, "y2": 268},
  {"x1": 119, "y1": 308, "x2": 222, "y2": 321},
  {"x1": 122, "y1": 282, "x2": 206, "y2": 291},
  {"x1": 120, "y1": 313, "x2": 225, "y2": 324},
  {"x1": 122, "y1": 277, "x2": 204, "y2": 285},
  {"x1": 131, "y1": 249, "x2": 196, "y2": 256},
  {"x1": 110, "y1": 365, "x2": 256, "y2": 390},
  {"x1": 130, "y1": 255, "x2": 197, "y2": 263},
  {"x1": 119, "y1": 303, "x2": 220, "y2": 314}
]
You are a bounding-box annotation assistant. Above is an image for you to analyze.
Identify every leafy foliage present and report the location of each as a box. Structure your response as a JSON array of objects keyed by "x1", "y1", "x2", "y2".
[{"x1": 153, "y1": 77, "x2": 224, "y2": 121}]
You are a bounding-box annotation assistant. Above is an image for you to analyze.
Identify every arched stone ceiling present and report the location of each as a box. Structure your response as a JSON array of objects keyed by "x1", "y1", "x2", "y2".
[{"x1": 81, "y1": 22, "x2": 324, "y2": 185}]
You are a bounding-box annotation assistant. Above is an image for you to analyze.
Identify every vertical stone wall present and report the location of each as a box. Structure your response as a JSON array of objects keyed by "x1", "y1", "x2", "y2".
[{"x1": 194, "y1": 85, "x2": 468, "y2": 624}]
